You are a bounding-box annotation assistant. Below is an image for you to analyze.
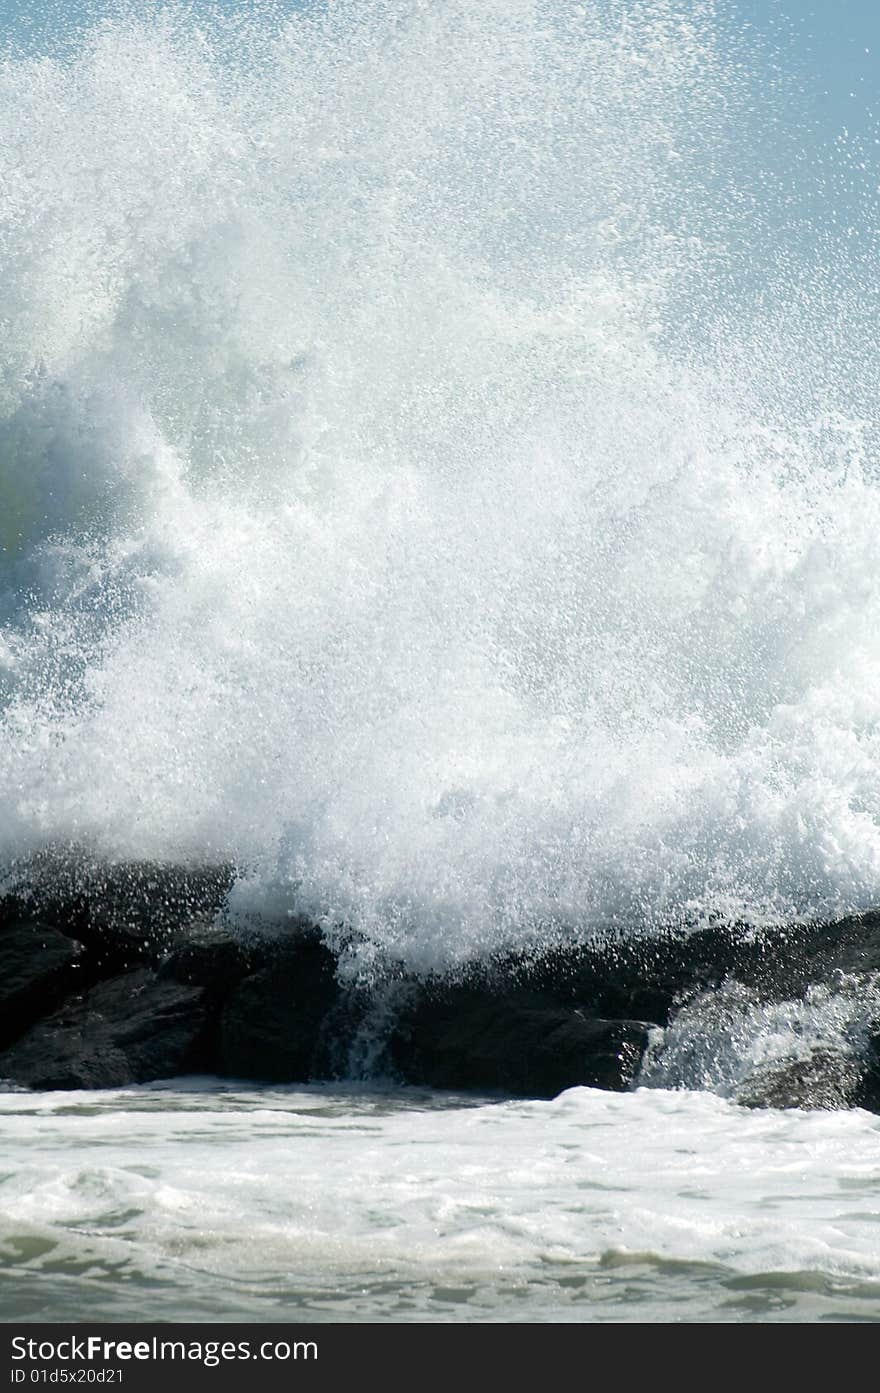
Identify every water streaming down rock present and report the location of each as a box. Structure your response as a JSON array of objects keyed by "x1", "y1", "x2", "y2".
[{"x1": 1, "y1": 2, "x2": 880, "y2": 1101}]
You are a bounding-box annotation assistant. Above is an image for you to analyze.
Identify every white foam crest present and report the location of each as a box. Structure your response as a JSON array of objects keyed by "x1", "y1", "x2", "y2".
[{"x1": 1, "y1": 3, "x2": 879, "y2": 970}]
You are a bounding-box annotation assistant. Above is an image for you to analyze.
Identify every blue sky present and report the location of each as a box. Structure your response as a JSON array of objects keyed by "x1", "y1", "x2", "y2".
[{"x1": 738, "y1": 1, "x2": 878, "y2": 139}]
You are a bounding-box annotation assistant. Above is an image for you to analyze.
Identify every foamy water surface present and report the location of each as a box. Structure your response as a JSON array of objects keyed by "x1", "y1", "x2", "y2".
[
  {"x1": 2, "y1": 2, "x2": 880, "y2": 1327},
  {"x1": 2, "y1": 1081, "x2": 880, "y2": 1323}
]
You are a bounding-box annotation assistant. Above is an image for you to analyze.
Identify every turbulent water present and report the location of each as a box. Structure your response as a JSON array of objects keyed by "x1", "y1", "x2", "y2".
[
  {"x1": 2, "y1": 1081, "x2": 880, "y2": 1324},
  {"x1": 2, "y1": 0, "x2": 880, "y2": 1323},
  {"x1": 2, "y1": 0, "x2": 879, "y2": 965}
]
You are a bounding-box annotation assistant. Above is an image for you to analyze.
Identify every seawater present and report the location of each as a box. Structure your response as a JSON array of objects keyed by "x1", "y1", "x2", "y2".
[
  {"x1": 1, "y1": 2, "x2": 879, "y2": 966},
  {"x1": 2, "y1": 1081, "x2": 880, "y2": 1324},
  {"x1": 2, "y1": 2, "x2": 880, "y2": 1323}
]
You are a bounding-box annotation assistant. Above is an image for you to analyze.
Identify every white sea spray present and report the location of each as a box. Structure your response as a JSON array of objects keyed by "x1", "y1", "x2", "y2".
[{"x1": 0, "y1": 2, "x2": 878, "y2": 975}]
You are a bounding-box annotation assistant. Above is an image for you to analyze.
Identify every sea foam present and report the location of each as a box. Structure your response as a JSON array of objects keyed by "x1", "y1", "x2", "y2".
[{"x1": 1, "y1": 2, "x2": 879, "y2": 972}]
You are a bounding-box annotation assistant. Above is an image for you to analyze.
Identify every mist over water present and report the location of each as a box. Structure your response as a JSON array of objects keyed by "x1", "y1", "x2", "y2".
[{"x1": 2, "y1": 1, "x2": 879, "y2": 973}]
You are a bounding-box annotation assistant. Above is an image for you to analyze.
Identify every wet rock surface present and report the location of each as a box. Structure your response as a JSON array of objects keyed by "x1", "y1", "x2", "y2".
[
  {"x1": 0, "y1": 970, "x2": 209, "y2": 1090},
  {"x1": 2, "y1": 857, "x2": 880, "y2": 1108},
  {"x1": 0, "y1": 921, "x2": 83, "y2": 1051},
  {"x1": 737, "y1": 1048, "x2": 866, "y2": 1112},
  {"x1": 218, "y1": 934, "x2": 342, "y2": 1083},
  {"x1": 387, "y1": 985, "x2": 652, "y2": 1096}
]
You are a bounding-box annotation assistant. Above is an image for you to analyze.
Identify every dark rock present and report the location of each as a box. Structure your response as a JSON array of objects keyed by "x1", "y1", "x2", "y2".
[
  {"x1": 791, "y1": 911, "x2": 880, "y2": 989},
  {"x1": 0, "y1": 969, "x2": 209, "y2": 1090},
  {"x1": 483, "y1": 913, "x2": 880, "y2": 1028},
  {"x1": 4, "y1": 854, "x2": 880, "y2": 1109},
  {"x1": 68, "y1": 862, "x2": 236, "y2": 976},
  {"x1": 494, "y1": 928, "x2": 788, "y2": 1024},
  {"x1": 0, "y1": 922, "x2": 83, "y2": 1050},
  {"x1": 158, "y1": 923, "x2": 259, "y2": 994},
  {"x1": 2, "y1": 856, "x2": 235, "y2": 978},
  {"x1": 219, "y1": 931, "x2": 341, "y2": 1082},
  {"x1": 855, "y1": 1033, "x2": 880, "y2": 1114},
  {"x1": 388, "y1": 985, "x2": 651, "y2": 1097},
  {"x1": 738, "y1": 1048, "x2": 865, "y2": 1111},
  {"x1": 157, "y1": 923, "x2": 300, "y2": 1076}
]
